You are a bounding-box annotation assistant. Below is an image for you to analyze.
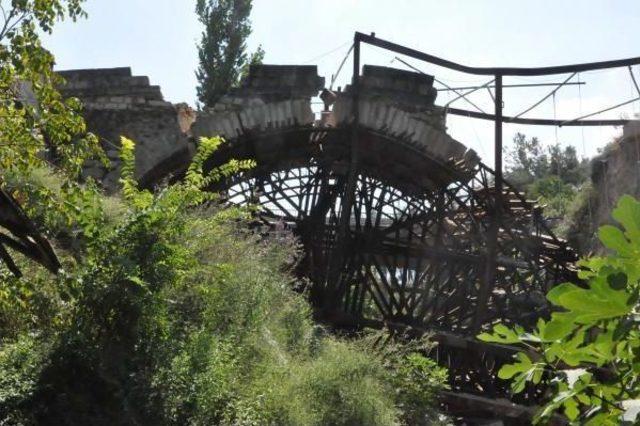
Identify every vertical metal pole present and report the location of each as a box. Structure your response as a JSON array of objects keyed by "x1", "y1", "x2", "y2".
[
  {"x1": 325, "y1": 35, "x2": 361, "y2": 309},
  {"x1": 494, "y1": 75, "x2": 503, "y2": 196},
  {"x1": 474, "y1": 74, "x2": 502, "y2": 333},
  {"x1": 352, "y1": 37, "x2": 361, "y2": 126}
]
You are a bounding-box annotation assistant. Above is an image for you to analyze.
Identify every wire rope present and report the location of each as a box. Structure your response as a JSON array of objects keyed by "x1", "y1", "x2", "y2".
[
  {"x1": 329, "y1": 44, "x2": 354, "y2": 90},
  {"x1": 302, "y1": 41, "x2": 351, "y2": 65}
]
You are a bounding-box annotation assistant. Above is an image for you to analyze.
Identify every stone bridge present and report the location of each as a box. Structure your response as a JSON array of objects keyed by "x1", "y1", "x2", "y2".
[{"x1": 61, "y1": 64, "x2": 576, "y2": 424}]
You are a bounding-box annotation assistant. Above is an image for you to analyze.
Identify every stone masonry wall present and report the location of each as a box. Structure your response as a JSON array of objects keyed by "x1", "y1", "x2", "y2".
[
  {"x1": 61, "y1": 64, "x2": 477, "y2": 193},
  {"x1": 58, "y1": 67, "x2": 192, "y2": 191},
  {"x1": 566, "y1": 120, "x2": 640, "y2": 254},
  {"x1": 190, "y1": 65, "x2": 324, "y2": 141}
]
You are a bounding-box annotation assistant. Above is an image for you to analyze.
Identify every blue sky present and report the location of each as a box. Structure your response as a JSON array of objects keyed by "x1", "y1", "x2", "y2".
[{"x1": 44, "y1": 0, "x2": 640, "y2": 165}]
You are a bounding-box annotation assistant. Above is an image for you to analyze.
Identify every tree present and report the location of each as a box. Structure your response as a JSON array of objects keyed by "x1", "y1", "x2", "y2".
[
  {"x1": 506, "y1": 132, "x2": 549, "y2": 186},
  {"x1": 0, "y1": 0, "x2": 106, "y2": 252},
  {"x1": 528, "y1": 175, "x2": 575, "y2": 217},
  {"x1": 505, "y1": 133, "x2": 590, "y2": 220},
  {"x1": 0, "y1": 4, "x2": 447, "y2": 423},
  {"x1": 479, "y1": 195, "x2": 640, "y2": 424},
  {"x1": 547, "y1": 144, "x2": 586, "y2": 185},
  {"x1": 0, "y1": 0, "x2": 101, "y2": 178},
  {"x1": 506, "y1": 133, "x2": 589, "y2": 187},
  {"x1": 195, "y1": 0, "x2": 264, "y2": 107}
]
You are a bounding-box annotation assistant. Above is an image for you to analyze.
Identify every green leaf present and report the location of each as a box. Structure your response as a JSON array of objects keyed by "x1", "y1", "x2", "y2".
[
  {"x1": 477, "y1": 323, "x2": 521, "y2": 344},
  {"x1": 564, "y1": 396, "x2": 579, "y2": 421},
  {"x1": 126, "y1": 275, "x2": 146, "y2": 288},
  {"x1": 611, "y1": 194, "x2": 640, "y2": 244},
  {"x1": 543, "y1": 312, "x2": 577, "y2": 341},
  {"x1": 498, "y1": 352, "x2": 532, "y2": 381},
  {"x1": 584, "y1": 412, "x2": 619, "y2": 426},
  {"x1": 613, "y1": 319, "x2": 633, "y2": 340},
  {"x1": 546, "y1": 282, "x2": 580, "y2": 306},
  {"x1": 599, "y1": 225, "x2": 631, "y2": 255},
  {"x1": 576, "y1": 392, "x2": 591, "y2": 405},
  {"x1": 497, "y1": 363, "x2": 522, "y2": 380},
  {"x1": 550, "y1": 279, "x2": 631, "y2": 323}
]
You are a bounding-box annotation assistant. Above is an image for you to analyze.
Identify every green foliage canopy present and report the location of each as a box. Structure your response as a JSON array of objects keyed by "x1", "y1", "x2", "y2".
[
  {"x1": 506, "y1": 132, "x2": 587, "y2": 188},
  {"x1": 195, "y1": 0, "x2": 264, "y2": 107},
  {"x1": 0, "y1": 0, "x2": 101, "y2": 177},
  {"x1": 1, "y1": 136, "x2": 447, "y2": 424},
  {"x1": 0, "y1": 0, "x2": 106, "y2": 248},
  {"x1": 505, "y1": 132, "x2": 590, "y2": 219}
]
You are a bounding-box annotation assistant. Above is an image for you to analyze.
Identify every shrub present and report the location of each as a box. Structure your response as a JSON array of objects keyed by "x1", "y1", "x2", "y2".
[{"x1": 0, "y1": 137, "x2": 446, "y2": 425}]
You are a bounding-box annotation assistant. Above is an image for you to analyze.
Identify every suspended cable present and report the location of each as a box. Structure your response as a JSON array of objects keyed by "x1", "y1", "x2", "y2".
[
  {"x1": 444, "y1": 79, "x2": 494, "y2": 109},
  {"x1": 447, "y1": 107, "x2": 627, "y2": 126},
  {"x1": 486, "y1": 87, "x2": 495, "y2": 103},
  {"x1": 623, "y1": 65, "x2": 640, "y2": 192},
  {"x1": 427, "y1": 75, "x2": 489, "y2": 84},
  {"x1": 469, "y1": 114, "x2": 488, "y2": 158},
  {"x1": 629, "y1": 66, "x2": 640, "y2": 97},
  {"x1": 577, "y1": 73, "x2": 587, "y2": 157},
  {"x1": 513, "y1": 72, "x2": 576, "y2": 119},
  {"x1": 552, "y1": 92, "x2": 558, "y2": 144},
  {"x1": 436, "y1": 82, "x2": 584, "y2": 91},
  {"x1": 635, "y1": 118, "x2": 640, "y2": 193},
  {"x1": 577, "y1": 72, "x2": 594, "y2": 228},
  {"x1": 560, "y1": 96, "x2": 640, "y2": 126},
  {"x1": 302, "y1": 41, "x2": 351, "y2": 64},
  {"x1": 631, "y1": 67, "x2": 640, "y2": 116},
  {"x1": 393, "y1": 56, "x2": 486, "y2": 113},
  {"x1": 329, "y1": 43, "x2": 354, "y2": 90},
  {"x1": 510, "y1": 75, "x2": 570, "y2": 84}
]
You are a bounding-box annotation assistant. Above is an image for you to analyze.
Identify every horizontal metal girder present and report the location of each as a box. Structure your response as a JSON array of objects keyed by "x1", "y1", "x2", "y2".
[{"x1": 356, "y1": 31, "x2": 640, "y2": 77}]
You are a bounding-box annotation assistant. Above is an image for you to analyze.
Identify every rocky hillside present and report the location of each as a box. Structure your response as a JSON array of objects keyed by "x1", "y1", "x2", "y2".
[{"x1": 566, "y1": 120, "x2": 640, "y2": 254}]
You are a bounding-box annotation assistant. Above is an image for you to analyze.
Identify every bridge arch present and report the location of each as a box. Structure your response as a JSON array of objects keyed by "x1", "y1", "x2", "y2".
[{"x1": 166, "y1": 64, "x2": 577, "y2": 336}]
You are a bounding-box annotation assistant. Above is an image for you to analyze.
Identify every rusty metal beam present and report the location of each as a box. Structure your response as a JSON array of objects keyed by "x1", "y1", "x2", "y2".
[
  {"x1": 356, "y1": 31, "x2": 640, "y2": 76},
  {"x1": 326, "y1": 34, "x2": 362, "y2": 303},
  {"x1": 437, "y1": 81, "x2": 586, "y2": 91},
  {"x1": 446, "y1": 106, "x2": 630, "y2": 126}
]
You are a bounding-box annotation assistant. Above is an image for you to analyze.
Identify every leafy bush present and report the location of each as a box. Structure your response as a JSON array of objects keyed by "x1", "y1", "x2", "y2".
[
  {"x1": 0, "y1": 136, "x2": 446, "y2": 425},
  {"x1": 527, "y1": 175, "x2": 576, "y2": 218},
  {"x1": 556, "y1": 181, "x2": 597, "y2": 241},
  {"x1": 479, "y1": 195, "x2": 640, "y2": 425},
  {"x1": 1, "y1": 1, "x2": 446, "y2": 423},
  {"x1": 0, "y1": 0, "x2": 103, "y2": 178},
  {"x1": 0, "y1": 334, "x2": 52, "y2": 423}
]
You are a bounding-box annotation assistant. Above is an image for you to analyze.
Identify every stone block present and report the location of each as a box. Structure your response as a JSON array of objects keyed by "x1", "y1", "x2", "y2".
[
  {"x1": 623, "y1": 120, "x2": 640, "y2": 140},
  {"x1": 58, "y1": 67, "x2": 132, "y2": 81},
  {"x1": 232, "y1": 64, "x2": 324, "y2": 100},
  {"x1": 147, "y1": 100, "x2": 172, "y2": 107},
  {"x1": 343, "y1": 65, "x2": 438, "y2": 109}
]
